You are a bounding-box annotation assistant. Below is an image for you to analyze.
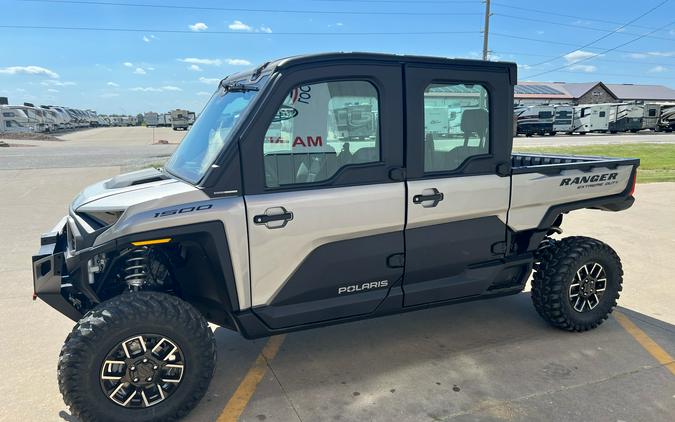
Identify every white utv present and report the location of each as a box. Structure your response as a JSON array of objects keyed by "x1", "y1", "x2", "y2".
[{"x1": 32, "y1": 53, "x2": 640, "y2": 422}]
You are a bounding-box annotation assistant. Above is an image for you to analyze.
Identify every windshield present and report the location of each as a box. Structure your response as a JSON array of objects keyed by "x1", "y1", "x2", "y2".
[{"x1": 165, "y1": 77, "x2": 265, "y2": 184}]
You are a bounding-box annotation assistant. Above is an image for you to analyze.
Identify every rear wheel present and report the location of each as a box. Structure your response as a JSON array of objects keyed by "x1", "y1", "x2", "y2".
[
  {"x1": 532, "y1": 236, "x2": 623, "y2": 331},
  {"x1": 58, "y1": 292, "x2": 216, "y2": 422}
]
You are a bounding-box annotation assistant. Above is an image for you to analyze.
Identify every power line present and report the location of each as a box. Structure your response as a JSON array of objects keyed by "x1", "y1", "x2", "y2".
[
  {"x1": 490, "y1": 32, "x2": 648, "y2": 55},
  {"x1": 526, "y1": 19, "x2": 675, "y2": 78},
  {"x1": 491, "y1": 1, "x2": 661, "y2": 32},
  {"x1": 492, "y1": 50, "x2": 675, "y2": 66},
  {"x1": 307, "y1": 0, "x2": 479, "y2": 3},
  {"x1": 17, "y1": 0, "x2": 483, "y2": 16},
  {"x1": 493, "y1": 12, "x2": 673, "y2": 41},
  {"x1": 0, "y1": 24, "x2": 480, "y2": 36},
  {"x1": 526, "y1": 0, "x2": 670, "y2": 68}
]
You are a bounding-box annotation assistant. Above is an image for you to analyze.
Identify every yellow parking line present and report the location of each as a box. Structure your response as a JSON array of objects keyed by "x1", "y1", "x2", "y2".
[
  {"x1": 614, "y1": 311, "x2": 675, "y2": 376},
  {"x1": 217, "y1": 335, "x2": 287, "y2": 422}
]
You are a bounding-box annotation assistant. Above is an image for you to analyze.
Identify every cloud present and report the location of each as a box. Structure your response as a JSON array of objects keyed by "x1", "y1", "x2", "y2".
[
  {"x1": 143, "y1": 36, "x2": 150, "y2": 43},
  {"x1": 569, "y1": 64, "x2": 597, "y2": 73},
  {"x1": 130, "y1": 86, "x2": 182, "y2": 92},
  {"x1": 564, "y1": 50, "x2": 597, "y2": 63},
  {"x1": 123, "y1": 62, "x2": 133, "y2": 67},
  {"x1": 628, "y1": 51, "x2": 675, "y2": 59},
  {"x1": 189, "y1": 64, "x2": 203, "y2": 72},
  {"x1": 107, "y1": 81, "x2": 119, "y2": 87},
  {"x1": 228, "y1": 20, "x2": 252, "y2": 31},
  {"x1": 0, "y1": 65, "x2": 59, "y2": 78},
  {"x1": 197, "y1": 91, "x2": 212, "y2": 96},
  {"x1": 199, "y1": 77, "x2": 221, "y2": 84},
  {"x1": 649, "y1": 65, "x2": 668, "y2": 73},
  {"x1": 101, "y1": 93, "x2": 120, "y2": 98},
  {"x1": 41, "y1": 80, "x2": 76, "y2": 86},
  {"x1": 226, "y1": 58, "x2": 252, "y2": 66},
  {"x1": 259, "y1": 25, "x2": 272, "y2": 33},
  {"x1": 47, "y1": 88, "x2": 59, "y2": 93},
  {"x1": 518, "y1": 64, "x2": 532, "y2": 70},
  {"x1": 189, "y1": 22, "x2": 208, "y2": 32},
  {"x1": 179, "y1": 57, "x2": 222, "y2": 66},
  {"x1": 134, "y1": 67, "x2": 147, "y2": 75}
]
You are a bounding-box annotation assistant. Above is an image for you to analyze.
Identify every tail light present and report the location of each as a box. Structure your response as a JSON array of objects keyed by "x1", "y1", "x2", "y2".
[{"x1": 629, "y1": 172, "x2": 637, "y2": 196}]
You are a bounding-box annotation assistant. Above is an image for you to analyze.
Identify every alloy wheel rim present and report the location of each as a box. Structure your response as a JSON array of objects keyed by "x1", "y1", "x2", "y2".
[
  {"x1": 569, "y1": 262, "x2": 607, "y2": 313},
  {"x1": 100, "y1": 334, "x2": 185, "y2": 408}
]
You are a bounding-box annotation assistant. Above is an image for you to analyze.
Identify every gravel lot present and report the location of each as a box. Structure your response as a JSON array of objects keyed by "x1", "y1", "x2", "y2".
[{"x1": 0, "y1": 127, "x2": 673, "y2": 421}]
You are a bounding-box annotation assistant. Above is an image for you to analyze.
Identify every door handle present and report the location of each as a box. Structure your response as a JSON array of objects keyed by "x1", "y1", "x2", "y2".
[
  {"x1": 253, "y1": 207, "x2": 293, "y2": 229},
  {"x1": 412, "y1": 188, "x2": 444, "y2": 207}
]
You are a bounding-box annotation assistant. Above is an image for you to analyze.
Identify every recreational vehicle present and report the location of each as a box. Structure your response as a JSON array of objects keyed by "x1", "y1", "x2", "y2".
[
  {"x1": 553, "y1": 105, "x2": 574, "y2": 134},
  {"x1": 573, "y1": 104, "x2": 611, "y2": 134},
  {"x1": 659, "y1": 104, "x2": 675, "y2": 132},
  {"x1": 170, "y1": 109, "x2": 190, "y2": 130},
  {"x1": 514, "y1": 105, "x2": 554, "y2": 136},
  {"x1": 144, "y1": 112, "x2": 159, "y2": 127},
  {"x1": 0, "y1": 105, "x2": 34, "y2": 133},
  {"x1": 608, "y1": 103, "x2": 643, "y2": 133}
]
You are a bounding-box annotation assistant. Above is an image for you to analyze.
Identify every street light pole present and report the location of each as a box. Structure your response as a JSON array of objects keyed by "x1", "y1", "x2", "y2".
[{"x1": 482, "y1": 0, "x2": 491, "y2": 60}]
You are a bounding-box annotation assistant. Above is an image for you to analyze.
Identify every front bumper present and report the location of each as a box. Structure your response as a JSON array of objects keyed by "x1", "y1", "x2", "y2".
[{"x1": 32, "y1": 217, "x2": 84, "y2": 321}]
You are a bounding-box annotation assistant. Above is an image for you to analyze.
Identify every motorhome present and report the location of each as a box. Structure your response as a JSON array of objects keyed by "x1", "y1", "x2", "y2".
[
  {"x1": 573, "y1": 103, "x2": 611, "y2": 134},
  {"x1": 170, "y1": 109, "x2": 190, "y2": 130},
  {"x1": 608, "y1": 103, "x2": 643, "y2": 133},
  {"x1": 48, "y1": 106, "x2": 74, "y2": 129},
  {"x1": 553, "y1": 105, "x2": 574, "y2": 134},
  {"x1": 514, "y1": 105, "x2": 555, "y2": 136},
  {"x1": 144, "y1": 112, "x2": 159, "y2": 127},
  {"x1": 0, "y1": 105, "x2": 33, "y2": 133}
]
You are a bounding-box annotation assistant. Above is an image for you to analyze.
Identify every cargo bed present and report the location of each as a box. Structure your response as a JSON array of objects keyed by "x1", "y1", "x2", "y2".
[{"x1": 511, "y1": 153, "x2": 640, "y2": 175}]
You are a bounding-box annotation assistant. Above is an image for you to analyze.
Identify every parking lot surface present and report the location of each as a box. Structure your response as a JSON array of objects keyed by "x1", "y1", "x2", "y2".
[{"x1": 0, "y1": 128, "x2": 673, "y2": 421}]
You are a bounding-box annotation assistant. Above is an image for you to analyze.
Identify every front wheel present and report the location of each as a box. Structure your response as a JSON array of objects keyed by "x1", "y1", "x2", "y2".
[
  {"x1": 532, "y1": 236, "x2": 623, "y2": 332},
  {"x1": 58, "y1": 292, "x2": 216, "y2": 422}
]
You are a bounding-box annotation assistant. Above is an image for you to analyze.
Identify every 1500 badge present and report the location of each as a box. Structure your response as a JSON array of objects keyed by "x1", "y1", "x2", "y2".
[{"x1": 153, "y1": 204, "x2": 213, "y2": 218}]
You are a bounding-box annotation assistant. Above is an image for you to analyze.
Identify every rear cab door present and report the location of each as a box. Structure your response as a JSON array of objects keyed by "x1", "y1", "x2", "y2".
[
  {"x1": 402, "y1": 60, "x2": 516, "y2": 306},
  {"x1": 239, "y1": 59, "x2": 406, "y2": 329}
]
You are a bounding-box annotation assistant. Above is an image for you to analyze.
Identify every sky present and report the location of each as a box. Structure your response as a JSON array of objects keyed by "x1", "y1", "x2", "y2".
[{"x1": 1, "y1": 0, "x2": 673, "y2": 115}]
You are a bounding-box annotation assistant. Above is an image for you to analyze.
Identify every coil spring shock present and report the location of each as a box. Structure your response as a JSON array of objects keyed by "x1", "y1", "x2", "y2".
[{"x1": 124, "y1": 247, "x2": 149, "y2": 290}]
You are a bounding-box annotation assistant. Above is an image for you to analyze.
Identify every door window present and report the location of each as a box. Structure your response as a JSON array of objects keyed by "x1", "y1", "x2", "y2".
[
  {"x1": 423, "y1": 83, "x2": 489, "y2": 172},
  {"x1": 263, "y1": 80, "x2": 380, "y2": 187}
]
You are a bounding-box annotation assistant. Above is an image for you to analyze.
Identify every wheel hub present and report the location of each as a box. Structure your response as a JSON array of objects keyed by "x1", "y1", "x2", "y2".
[
  {"x1": 569, "y1": 262, "x2": 607, "y2": 313},
  {"x1": 100, "y1": 334, "x2": 185, "y2": 408}
]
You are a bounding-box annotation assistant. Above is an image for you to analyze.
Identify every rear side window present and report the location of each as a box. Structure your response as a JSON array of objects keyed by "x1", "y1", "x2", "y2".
[
  {"x1": 423, "y1": 83, "x2": 489, "y2": 172},
  {"x1": 538, "y1": 111, "x2": 553, "y2": 119},
  {"x1": 263, "y1": 80, "x2": 380, "y2": 187}
]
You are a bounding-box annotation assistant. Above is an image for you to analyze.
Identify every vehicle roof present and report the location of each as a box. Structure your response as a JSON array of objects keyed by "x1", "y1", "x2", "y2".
[{"x1": 226, "y1": 52, "x2": 517, "y2": 84}]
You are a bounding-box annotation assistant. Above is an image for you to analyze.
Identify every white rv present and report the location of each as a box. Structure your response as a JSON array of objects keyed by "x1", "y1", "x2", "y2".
[
  {"x1": 170, "y1": 109, "x2": 190, "y2": 130},
  {"x1": 658, "y1": 104, "x2": 675, "y2": 132},
  {"x1": 144, "y1": 112, "x2": 159, "y2": 127},
  {"x1": 608, "y1": 103, "x2": 643, "y2": 133},
  {"x1": 642, "y1": 102, "x2": 675, "y2": 131},
  {"x1": 573, "y1": 104, "x2": 611, "y2": 134},
  {"x1": 0, "y1": 105, "x2": 33, "y2": 133}
]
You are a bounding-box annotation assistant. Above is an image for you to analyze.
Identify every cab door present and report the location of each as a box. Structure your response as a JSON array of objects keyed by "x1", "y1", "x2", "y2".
[
  {"x1": 402, "y1": 63, "x2": 514, "y2": 306},
  {"x1": 239, "y1": 63, "x2": 405, "y2": 329}
]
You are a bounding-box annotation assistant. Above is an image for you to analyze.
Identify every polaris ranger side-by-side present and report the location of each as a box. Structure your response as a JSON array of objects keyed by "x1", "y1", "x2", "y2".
[{"x1": 32, "y1": 53, "x2": 639, "y2": 422}]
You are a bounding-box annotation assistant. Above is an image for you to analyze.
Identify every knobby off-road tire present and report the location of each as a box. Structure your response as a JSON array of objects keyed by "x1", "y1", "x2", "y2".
[
  {"x1": 532, "y1": 236, "x2": 623, "y2": 332},
  {"x1": 58, "y1": 292, "x2": 216, "y2": 422}
]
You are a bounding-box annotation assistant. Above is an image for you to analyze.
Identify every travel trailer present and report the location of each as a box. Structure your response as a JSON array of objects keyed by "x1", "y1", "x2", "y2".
[
  {"x1": 608, "y1": 103, "x2": 643, "y2": 133},
  {"x1": 553, "y1": 105, "x2": 574, "y2": 134},
  {"x1": 573, "y1": 104, "x2": 611, "y2": 134},
  {"x1": 144, "y1": 111, "x2": 159, "y2": 127},
  {"x1": 659, "y1": 104, "x2": 675, "y2": 132},
  {"x1": 642, "y1": 102, "x2": 675, "y2": 131},
  {"x1": 514, "y1": 105, "x2": 555, "y2": 136},
  {"x1": 170, "y1": 109, "x2": 190, "y2": 130}
]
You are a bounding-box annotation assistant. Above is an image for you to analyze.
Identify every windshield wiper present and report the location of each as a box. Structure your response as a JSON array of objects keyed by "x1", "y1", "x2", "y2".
[{"x1": 221, "y1": 82, "x2": 259, "y2": 93}]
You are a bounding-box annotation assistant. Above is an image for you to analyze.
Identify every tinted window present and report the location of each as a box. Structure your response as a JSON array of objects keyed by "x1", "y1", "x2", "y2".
[
  {"x1": 538, "y1": 111, "x2": 553, "y2": 119},
  {"x1": 423, "y1": 83, "x2": 489, "y2": 172},
  {"x1": 263, "y1": 80, "x2": 380, "y2": 187},
  {"x1": 599, "y1": 111, "x2": 606, "y2": 117},
  {"x1": 648, "y1": 108, "x2": 657, "y2": 117}
]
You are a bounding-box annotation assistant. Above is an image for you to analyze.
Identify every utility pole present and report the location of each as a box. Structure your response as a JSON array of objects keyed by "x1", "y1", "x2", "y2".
[{"x1": 482, "y1": 0, "x2": 491, "y2": 60}]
